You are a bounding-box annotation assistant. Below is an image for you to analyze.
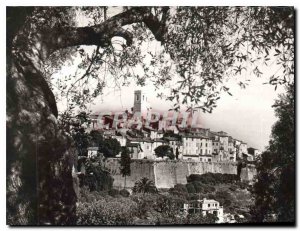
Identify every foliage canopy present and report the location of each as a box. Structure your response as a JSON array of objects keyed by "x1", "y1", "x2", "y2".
[{"x1": 13, "y1": 6, "x2": 294, "y2": 117}]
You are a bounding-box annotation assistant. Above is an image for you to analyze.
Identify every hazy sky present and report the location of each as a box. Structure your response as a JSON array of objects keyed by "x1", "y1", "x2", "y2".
[
  {"x1": 88, "y1": 75, "x2": 284, "y2": 151},
  {"x1": 52, "y1": 7, "x2": 287, "y2": 151}
]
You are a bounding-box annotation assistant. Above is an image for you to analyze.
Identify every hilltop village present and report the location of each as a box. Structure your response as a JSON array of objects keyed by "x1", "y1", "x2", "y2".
[
  {"x1": 87, "y1": 90, "x2": 260, "y2": 162},
  {"x1": 76, "y1": 90, "x2": 259, "y2": 224}
]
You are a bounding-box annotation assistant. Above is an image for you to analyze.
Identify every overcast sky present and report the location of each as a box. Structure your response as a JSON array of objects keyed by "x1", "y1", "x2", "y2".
[{"x1": 87, "y1": 74, "x2": 284, "y2": 151}]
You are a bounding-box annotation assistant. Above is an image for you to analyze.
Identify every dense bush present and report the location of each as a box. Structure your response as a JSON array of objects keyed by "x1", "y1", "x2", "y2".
[
  {"x1": 169, "y1": 184, "x2": 189, "y2": 199},
  {"x1": 186, "y1": 183, "x2": 196, "y2": 193},
  {"x1": 154, "y1": 145, "x2": 175, "y2": 160},
  {"x1": 77, "y1": 197, "x2": 138, "y2": 225},
  {"x1": 187, "y1": 173, "x2": 239, "y2": 185},
  {"x1": 185, "y1": 213, "x2": 218, "y2": 224},
  {"x1": 78, "y1": 186, "x2": 109, "y2": 203},
  {"x1": 108, "y1": 189, "x2": 119, "y2": 197},
  {"x1": 214, "y1": 190, "x2": 233, "y2": 207},
  {"x1": 130, "y1": 193, "x2": 185, "y2": 223},
  {"x1": 119, "y1": 189, "x2": 130, "y2": 197},
  {"x1": 79, "y1": 158, "x2": 113, "y2": 192},
  {"x1": 192, "y1": 181, "x2": 216, "y2": 194},
  {"x1": 174, "y1": 184, "x2": 188, "y2": 193},
  {"x1": 229, "y1": 184, "x2": 238, "y2": 191}
]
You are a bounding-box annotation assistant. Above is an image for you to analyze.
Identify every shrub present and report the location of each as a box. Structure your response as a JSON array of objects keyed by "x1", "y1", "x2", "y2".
[
  {"x1": 154, "y1": 145, "x2": 175, "y2": 160},
  {"x1": 174, "y1": 184, "x2": 188, "y2": 193},
  {"x1": 186, "y1": 183, "x2": 196, "y2": 193},
  {"x1": 187, "y1": 194, "x2": 200, "y2": 200},
  {"x1": 229, "y1": 184, "x2": 238, "y2": 191},
  {"x1": 131, "y1": 193, "x2": 161, "y2": 218},
  {"x1": 77, "y1": 197, "x2": 138, "y2": 225},
  {"x1": 192, "y1": 181, "x2": 203, "y2": 193},
  {"x1": 108, "y1": 189, "x2": 119, "y2": 197},
  {"x1": 130, "y1": 193, "x2": 185, "y2": 221},
  {"x1": 79, "y1": 159, "x2": 114, "y2": 192},
  {"x1": 214, "y1": 190, "x2": 233, "y2": 207},
  {"x1": 79, "y1": 186, "x2": 111, "y2": 203},
  {"x1": 187, "y1": 173, "x2": 239, "y2": 185},
  {"x1": 120, "y1": 189, "x2": 130, "y2": 197},
  {"x1": 192, "y1": 182, "x2": 215, "y2": 194}
]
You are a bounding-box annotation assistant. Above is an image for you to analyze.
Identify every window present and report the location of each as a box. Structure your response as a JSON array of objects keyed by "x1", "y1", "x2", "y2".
[
  {"x1": 208, "y1": 204, "x2": 210, "y2": 207},
  {"x1": 206, "y1": 143, "x2": 208, "y2": 147},
  {"x1": 200, "y1": 158, "x2": 202, "y2": 161}
]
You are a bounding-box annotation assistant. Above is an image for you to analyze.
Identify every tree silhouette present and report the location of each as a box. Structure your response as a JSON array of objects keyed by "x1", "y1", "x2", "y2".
[
  {"x1": 154, "y1": 145, "x2": 175, "y2": 160},
  {"x1": 120, "y1": 147, "x2": 131, "y2": 188},
  {"x1": 251, "y1": 82, "x2": 294, "y2": 223}
]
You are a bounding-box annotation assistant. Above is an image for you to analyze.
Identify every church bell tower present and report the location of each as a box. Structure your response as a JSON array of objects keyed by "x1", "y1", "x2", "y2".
[{"x1": 133, "y1": 90, "x2": 150, "y2": 116}]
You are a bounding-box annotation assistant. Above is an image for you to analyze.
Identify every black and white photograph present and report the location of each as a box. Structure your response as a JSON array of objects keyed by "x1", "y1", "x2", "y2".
[{"x1": 5, "y1": 4, "x2": 295, "y2": 226}]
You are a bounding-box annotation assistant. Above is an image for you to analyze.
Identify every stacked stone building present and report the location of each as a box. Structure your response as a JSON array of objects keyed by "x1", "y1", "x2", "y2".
[{"x1": 87, "y1": 90, "x2": 259, "y2": 162}]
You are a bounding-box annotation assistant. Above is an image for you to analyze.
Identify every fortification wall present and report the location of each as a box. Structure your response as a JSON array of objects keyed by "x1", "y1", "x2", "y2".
[
  {"x1": 104, "y1": 159, "x2": 255, "y2": 189},
  {"x1": 104, "y1": 159, "x2": 155, "y2": 189},
  {"x1": 154, "y1": 161, "x2": 190, "y2": 188}
]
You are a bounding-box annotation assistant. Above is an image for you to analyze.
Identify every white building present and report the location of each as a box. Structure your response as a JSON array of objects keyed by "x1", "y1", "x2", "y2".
[
  {"x1": 240, "y1": 142, "x2": 248, "y2": 156},
  {"x1": 183, "y1": 198, "x2": 224, "y2": 223},
  {"x1": 228, "y1": 136, "x2": 236, "y2": 162},
  {"x1": 127, "y1": 143, "x2": 143, "y2": 159},
  {"x1": 128, "y1": 137, "x2": 155, "y2": 159},
  {"x1": 87, "y1": 147, "x2": 100, "y2": 158},
  {"x1": 182, "y1": 134, "x2": 213, "y2": 157}
]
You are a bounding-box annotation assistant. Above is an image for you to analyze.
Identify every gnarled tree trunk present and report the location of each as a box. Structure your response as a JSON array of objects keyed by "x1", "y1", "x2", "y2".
[{"x1": 6, "y1": 6, "x2": 167, "y2": 225}]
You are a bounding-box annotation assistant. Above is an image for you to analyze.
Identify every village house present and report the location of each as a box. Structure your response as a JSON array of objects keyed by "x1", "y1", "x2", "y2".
[
  {"x1": 183, "y1": 198, "x2": 224, "y2": 223},
  {"x1": 182, "y1": 133, "x2": 213, "y2": 156},
  {"x1": 86, "y1": 91, "x2": 255, "y2": 164},
  {"x1": 239, "y1": 142, "x2": 248, "y2": 157},
  {"x1": 228, "y1": 136, "x2": 236, "y2": 162},
  {"x1": 164, "y1": 136, "x2": 183, "y2": 157},
  {"x1": 87, "y1": 147, "x2": 100, "y2": 159},
  {"x1": 127, "y1": 143, "x2": 143, "y2": 159},
  {"x1": 247, "y1": 147, "x2": 260, "y2": 159},
  {"x1": 128, "y1": 137, "x2": 155, "y2": 159}
]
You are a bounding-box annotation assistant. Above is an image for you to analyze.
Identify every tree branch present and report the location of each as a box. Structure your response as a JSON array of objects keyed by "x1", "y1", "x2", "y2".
[{"x1": 41, "y1": 7, "x2": 169, "y2": 55}]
